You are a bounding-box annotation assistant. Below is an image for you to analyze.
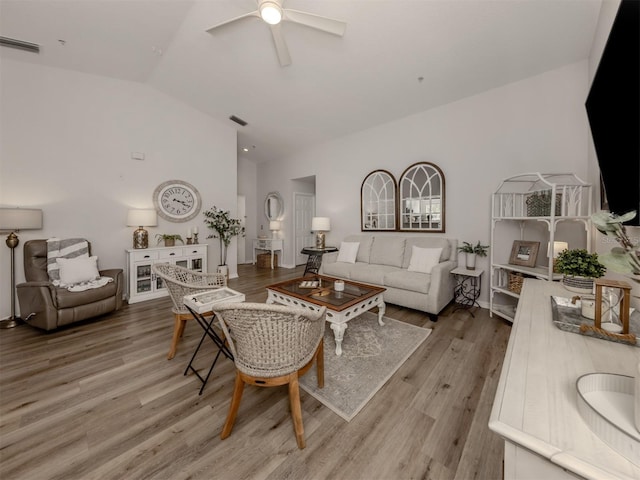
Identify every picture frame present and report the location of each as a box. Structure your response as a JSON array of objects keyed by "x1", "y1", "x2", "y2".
[{"x1": 509, "y1": 240, "x2": 540, "y2": 267}]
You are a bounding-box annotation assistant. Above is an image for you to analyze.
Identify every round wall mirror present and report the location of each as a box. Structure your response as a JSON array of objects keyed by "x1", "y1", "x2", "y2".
[{"x1": 265, "y1": 192, "x2": 284, "y2": 221}]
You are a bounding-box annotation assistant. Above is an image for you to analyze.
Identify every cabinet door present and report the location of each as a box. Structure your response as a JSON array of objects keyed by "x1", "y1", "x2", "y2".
[{"x1": 134, "y1": 262, "x2": 153, "y2": 294}]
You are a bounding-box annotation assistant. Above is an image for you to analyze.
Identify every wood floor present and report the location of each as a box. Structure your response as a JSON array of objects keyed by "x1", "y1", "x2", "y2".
[{"x1": 0, "y1": 264, "x2": 512, "y2": 480}]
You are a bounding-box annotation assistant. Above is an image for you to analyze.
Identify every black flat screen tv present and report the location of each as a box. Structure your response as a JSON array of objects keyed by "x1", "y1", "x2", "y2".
[{"x1": 585, "y1": 0, "x2": 640, "y2": 225}]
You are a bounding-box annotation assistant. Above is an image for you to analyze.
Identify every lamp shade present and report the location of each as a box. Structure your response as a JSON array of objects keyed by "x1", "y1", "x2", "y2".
[
  {"x1": 127, "y1": 209, "x2": 157, "y2": 227},
  {"x1": 269, "y1": 220, "x2": 281, "y2": 231},
  {"x1": 548, "y1": 241, "x2": 569, "y2": 258},
  {"x1": 311, "y1": 217, "x2": 330, "y2": 231},
  {"x1": 0, "y1": 208, "x2": 43, "y2": 230}
]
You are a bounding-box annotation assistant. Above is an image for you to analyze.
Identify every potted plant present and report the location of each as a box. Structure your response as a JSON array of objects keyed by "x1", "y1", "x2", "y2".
[
  {"x1": 458, "y1": 241, "x2": 489, "y2": 270},
  {"x1": 155, "y1": 234, "x2": 184, "y2": 247},
  {"x1": 554, "y1": 248, "x2": 606, "y2": 293},
  {"x1": 203, "y1": 206, "x2": 245, "y2": 276}
]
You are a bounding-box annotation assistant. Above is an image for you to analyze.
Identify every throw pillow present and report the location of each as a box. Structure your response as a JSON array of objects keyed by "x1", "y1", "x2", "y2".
[
  {"x1": 46, "y1": 237, "x2": 89, "y2": 285},
  {"x1": 407, "y1": 246, "x2": 443, "y2": 274},
  {"x1": 337, "y1": 242, "x2": 360, "y2": 263},
  {"x1": 57, "y1": 255, "x2": 100, "y2": 286}
]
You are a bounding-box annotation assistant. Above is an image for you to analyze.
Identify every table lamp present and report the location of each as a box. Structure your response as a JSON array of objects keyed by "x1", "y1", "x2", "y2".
[
  {"x1": 548, "y1": 241, "x2": 569, "y2": 272},
  {"x1": 269, "y1": 220, "x2": 281, "y2": 239},
  {"x1": 311, "y1": 217, "x2": 330, "y2": 249},
  {"x1": 0, "y1": 208, "x2": 43, "y2": 328},
  {"x1": 127, "y1": 209, "x2": 157, "y2": 249}
]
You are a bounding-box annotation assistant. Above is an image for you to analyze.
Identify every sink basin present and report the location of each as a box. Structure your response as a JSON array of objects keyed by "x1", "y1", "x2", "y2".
[{"x1": 576, "y1": 373, "x2": 640, "y2": 466}]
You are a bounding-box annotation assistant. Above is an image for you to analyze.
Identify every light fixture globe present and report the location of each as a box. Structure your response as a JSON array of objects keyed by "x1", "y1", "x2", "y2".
[{"x1": 260, "y1": 1, "x2": 282, "y2": 25}]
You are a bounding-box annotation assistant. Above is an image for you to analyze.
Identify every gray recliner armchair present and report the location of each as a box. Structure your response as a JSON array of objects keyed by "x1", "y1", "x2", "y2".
[{"x1": 16, "y1": 239, "x2": 123, "y2": 331}]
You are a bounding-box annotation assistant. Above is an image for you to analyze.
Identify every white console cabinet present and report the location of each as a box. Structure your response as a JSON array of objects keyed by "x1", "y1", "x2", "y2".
[{"x1": 126, "y1": 244, "x2": 207, "y2": 304}]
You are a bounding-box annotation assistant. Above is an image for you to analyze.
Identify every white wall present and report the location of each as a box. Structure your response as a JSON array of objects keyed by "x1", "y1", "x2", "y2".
[
  {"x1": 0, "y1": 59, "x2": 237, "y2": 319},
  {"x1": 256, "y1": 61, "x2": 591, "y2": 306}
]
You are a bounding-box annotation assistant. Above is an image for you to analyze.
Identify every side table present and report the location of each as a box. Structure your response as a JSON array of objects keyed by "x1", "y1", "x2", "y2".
[
  {"x1": 253, "y1": 238, "x2": 283, "y2": 269},
  {"x1": 451, "y1": 267, "x2": 483, "y2": 317},
  {"x1": 183, "y1": 287, "x2": 245, "y2": 394},
  {"x1": 301, "y1": 246, "x2": 338, "y2": 276}
]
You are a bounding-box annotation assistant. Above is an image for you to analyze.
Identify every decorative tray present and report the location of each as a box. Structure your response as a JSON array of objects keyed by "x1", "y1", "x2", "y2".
[
  {"x1": 299, "y1": 280, "x2": 319, "y2": 288},
  {"x1": 550, "y1": 296, "x2": 640, "y2": 347}
]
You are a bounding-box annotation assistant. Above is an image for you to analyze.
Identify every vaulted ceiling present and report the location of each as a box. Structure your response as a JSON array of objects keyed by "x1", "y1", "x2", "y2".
[{"x1": 0, "y1": 0, "x2": 603, "y2": 163}]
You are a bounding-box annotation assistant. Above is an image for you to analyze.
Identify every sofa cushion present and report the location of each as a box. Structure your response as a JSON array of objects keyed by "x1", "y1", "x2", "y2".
[
  {"x1": 337, "y1": 242, "x2": 359, "y2": 263},
  {"x1": 343, "y1": 235, "x2": 374, "y2": 263},
  {"x1": 370, "y1": 237, "x2": 406, "y2": 268},
  {"x1": 54, "y1": 281, "x2": 119, "y2": 309},
  {"x1": 321, "y1": 261, "x2": 354, "y2": 279},
  {"x1": 349, "y1": 264, "x2": 399, "y2": 285},
  {"x1": 407, "y1": 246, "x2": 442, "y2": 274},
  {"x1": 384, "y1": 270, "x2": 431, "y2": 294},
  {"x1": 403, "y1": 237, "x2": 451, "y2": 268}
]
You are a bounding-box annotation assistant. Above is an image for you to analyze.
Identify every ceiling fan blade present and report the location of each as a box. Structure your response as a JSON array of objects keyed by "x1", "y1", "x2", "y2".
[
  {"x1": 205, "y1": 10, "x2": 260, "y2": 33},
  {"x1": 270, "y1": 23, "x2": 291, "y2": 67},
  {"x1": 282, "y1": 9, "x2": 347, "y2": 36}
]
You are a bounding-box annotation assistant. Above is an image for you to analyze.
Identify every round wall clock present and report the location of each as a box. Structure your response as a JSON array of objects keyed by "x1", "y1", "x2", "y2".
[{"x1": 153, "y1": 180, "x2": 202, "y2": 222}]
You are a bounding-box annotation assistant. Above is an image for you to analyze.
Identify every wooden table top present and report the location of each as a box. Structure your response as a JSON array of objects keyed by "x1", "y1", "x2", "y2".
[{"x1": 266, "y1": 275, "x2": 385, "y2": 312}]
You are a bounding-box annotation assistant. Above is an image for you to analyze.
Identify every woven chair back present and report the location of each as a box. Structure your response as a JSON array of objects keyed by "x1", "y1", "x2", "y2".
[
  {"x1": 213, "y1": 303, "x2": 326, "y2": 378},
  {"x1": 152, "y1": 263, "x2": 226, "y2": 314}
]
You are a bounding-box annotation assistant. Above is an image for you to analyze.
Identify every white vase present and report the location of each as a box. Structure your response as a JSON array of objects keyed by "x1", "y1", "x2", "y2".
[
  {"x1": 465, "y1": 253, "x2": 477, "y2": 270},
  {"x1": 217, "y1": 265, "x2": 229, "y2": 279},
  {"x1": 562, "y1": 275, "x2": 594, "y2": 294}
]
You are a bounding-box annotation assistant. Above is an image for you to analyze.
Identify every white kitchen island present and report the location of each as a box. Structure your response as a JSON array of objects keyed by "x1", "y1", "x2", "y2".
[{"x1": 490, "y1": 278, "x2": 640, "y2": 480}]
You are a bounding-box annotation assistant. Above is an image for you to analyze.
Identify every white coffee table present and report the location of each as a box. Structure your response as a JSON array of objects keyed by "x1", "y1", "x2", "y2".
[{"x1": 266, "y1": 276, "x2": 386, "y2": 356}]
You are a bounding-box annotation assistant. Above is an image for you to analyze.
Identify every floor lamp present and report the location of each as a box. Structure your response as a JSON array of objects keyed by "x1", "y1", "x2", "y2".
[{"x1": 0, "y1": 208, "x2": 43, "y2": 328}]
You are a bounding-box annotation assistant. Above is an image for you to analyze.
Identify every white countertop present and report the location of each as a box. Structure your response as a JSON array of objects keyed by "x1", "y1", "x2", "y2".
[{"x1": 489, "y1": 278, "x2": 640, "y2": 480}]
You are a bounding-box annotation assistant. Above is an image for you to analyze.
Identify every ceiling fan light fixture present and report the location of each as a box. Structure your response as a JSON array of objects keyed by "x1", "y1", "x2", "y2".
[{"x1": 260, "y1": 1, "x2": 282, "y2": 25}]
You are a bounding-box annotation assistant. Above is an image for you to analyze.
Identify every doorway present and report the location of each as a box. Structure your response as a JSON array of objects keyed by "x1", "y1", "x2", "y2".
[
  {"x1": 293, "y1": 192, "x2": 315, "y2": 265},
  {"x1": 237, "y1": 195, "x2": 246, "y2": 264}
]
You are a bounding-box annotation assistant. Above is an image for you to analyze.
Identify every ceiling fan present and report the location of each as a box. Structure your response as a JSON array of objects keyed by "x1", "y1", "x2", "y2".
[{"x1": 205, "y1": 0, "x2": 347, "y2": 67}]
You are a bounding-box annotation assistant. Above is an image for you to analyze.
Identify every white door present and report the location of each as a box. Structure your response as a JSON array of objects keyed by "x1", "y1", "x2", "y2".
[
  {"x1": 237, "y1": 195, "x2": 246, "y2": 264},
  {"x1": 294, "y1": 193, "x2": 315, "y2": 265}
]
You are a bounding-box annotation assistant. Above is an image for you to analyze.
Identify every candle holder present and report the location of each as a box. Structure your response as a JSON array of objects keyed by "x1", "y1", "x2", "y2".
[
  {"x1": 193, "y1": 233, "x2": 199, "y2": 244},
  {"x1": 595, "y1": 278, "x2": 631, "y2": 334},
  {"x1": 186, "y1": 237, "x2": 193, "y2": 245}
]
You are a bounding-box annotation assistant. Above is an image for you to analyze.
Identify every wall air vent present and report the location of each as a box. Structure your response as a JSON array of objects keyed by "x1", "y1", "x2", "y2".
[
  {"x1": 0, "y1": 36, "x2": 40, "y2": 54},
  {"x1": 229, "y1": 115, "x2": 248, "y2": 127}
]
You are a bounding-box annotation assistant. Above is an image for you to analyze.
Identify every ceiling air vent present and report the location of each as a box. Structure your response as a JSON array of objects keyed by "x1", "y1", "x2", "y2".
[
  {"x1": 229, "y1": 115, "x2": 248, "y2": 127},
  {"x1": 0, "y1": 36, "x2": 40, "y2": 54}
]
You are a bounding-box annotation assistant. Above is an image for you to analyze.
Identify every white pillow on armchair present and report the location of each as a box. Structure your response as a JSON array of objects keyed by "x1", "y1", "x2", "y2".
[{"x1": 56, "y1": 255, "x2": 100, "y2": 286}]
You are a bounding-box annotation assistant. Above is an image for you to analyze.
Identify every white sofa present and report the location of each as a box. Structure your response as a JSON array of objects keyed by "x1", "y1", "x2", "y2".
[{"x1": 319, "y1": 234, "x2": 458, "y2": 320}]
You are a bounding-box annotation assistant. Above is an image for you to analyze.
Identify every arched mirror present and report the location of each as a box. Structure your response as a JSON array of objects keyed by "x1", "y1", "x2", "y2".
[
  {"x1": 399, "y1": 162, "x2": 445, "y2": 232},
  {"x1": 361, "y1": 169, "x2": 397, "y2": 231},
  {"x1": 265, "y1": 191, "x2": 284, "y2": 221}
]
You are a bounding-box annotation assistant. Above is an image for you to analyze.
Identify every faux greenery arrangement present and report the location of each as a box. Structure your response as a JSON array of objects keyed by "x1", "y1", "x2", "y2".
[
  {"x1": 554, "y1": 248, "x2": 606, "y2": 278},
  {"x1": 458, "y1": 241, "x2": 490, "y2": 257},
  {"x1": 155, "y1": 234, "x2": 184, "y2": 246},
  {"x1": 591, "y1": 210, "x2": 639, "y2": 281},
  {"x1": 203, "y1": 206, "x2": 245, "y2": 266}
]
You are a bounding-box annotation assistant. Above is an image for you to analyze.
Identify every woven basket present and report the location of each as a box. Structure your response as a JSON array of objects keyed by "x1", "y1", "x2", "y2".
[
  {"x1": 257, "y1": 253, "x2": 277, "y2": 268},
  {"x1": 526, "y1": 192, "x2": 562, "y2": 217},
  {"x1": 508, "y1": 272, "x2": 525, "y2": 294}
]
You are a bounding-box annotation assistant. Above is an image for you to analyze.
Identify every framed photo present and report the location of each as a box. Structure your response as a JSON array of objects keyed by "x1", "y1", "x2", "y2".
[{"x1": 509, "y1": 240, "x2": 540, "y2": 267}]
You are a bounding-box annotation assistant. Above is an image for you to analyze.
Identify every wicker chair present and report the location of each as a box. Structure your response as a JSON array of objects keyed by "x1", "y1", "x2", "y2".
[
  {"x1": 213, "y1": 302, "x2": 326, "y2": 449},
  {"x1": 152, "y1": 263, "x2": 226, "y2": 360}
]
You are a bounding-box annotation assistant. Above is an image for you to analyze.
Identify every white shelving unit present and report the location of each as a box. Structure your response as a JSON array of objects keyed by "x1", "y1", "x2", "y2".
[
  {"x1": 490, "y1": 173, "x2": 592, "y2": 323},
  {"x1": 126, "y1": 244, "x2": 208, "y2": 304}
]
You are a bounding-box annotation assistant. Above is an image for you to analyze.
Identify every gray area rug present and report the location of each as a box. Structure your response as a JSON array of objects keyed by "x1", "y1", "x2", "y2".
[{"x1": 299, "y1": 311, "x2": 432, "y2": 422}]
